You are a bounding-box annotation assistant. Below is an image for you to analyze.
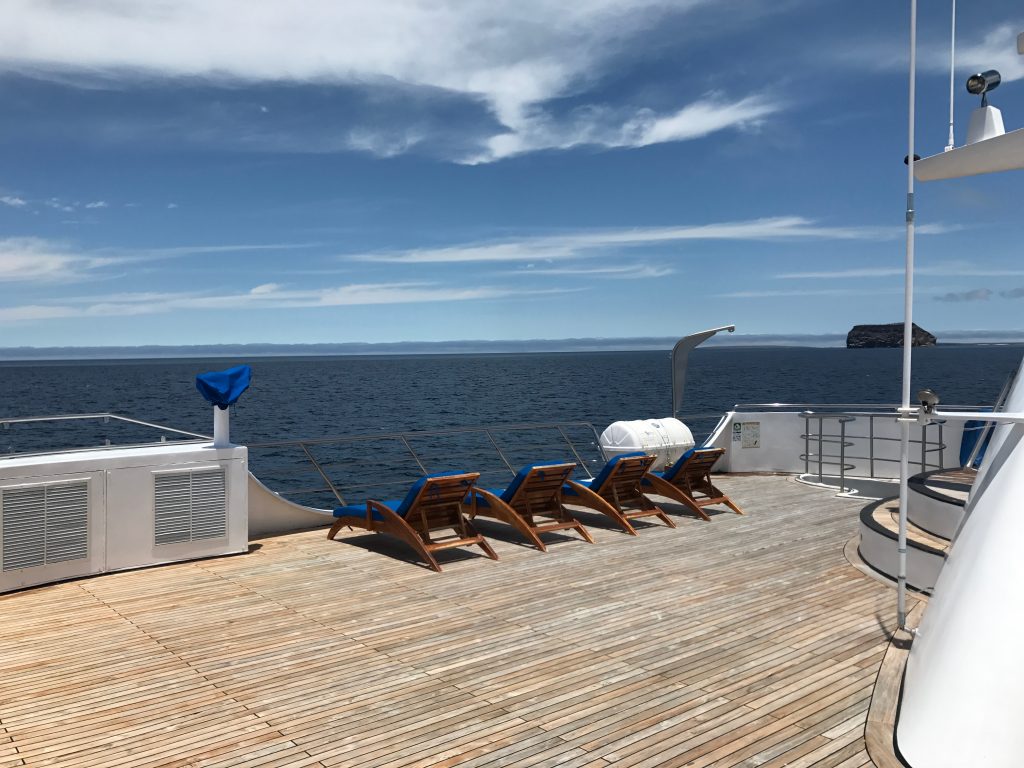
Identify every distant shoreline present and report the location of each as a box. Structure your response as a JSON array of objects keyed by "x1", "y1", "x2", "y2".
[{"x1": 2, "y1": 332, "x2": 1023, "y2": 361}]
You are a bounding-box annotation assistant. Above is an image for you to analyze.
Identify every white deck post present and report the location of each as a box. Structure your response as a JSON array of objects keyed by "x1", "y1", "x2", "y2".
[
  {"x1": 896, "y1": 0, "x2": 918, "y2": 631},
  {"x1": 213, "y1": 406, "x2": 231, "y2": 448}
]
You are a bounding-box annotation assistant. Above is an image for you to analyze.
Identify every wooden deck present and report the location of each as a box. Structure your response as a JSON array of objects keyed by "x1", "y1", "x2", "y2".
[{"x1": 0, "y1": 475, "x2": 919, "y2": 768}]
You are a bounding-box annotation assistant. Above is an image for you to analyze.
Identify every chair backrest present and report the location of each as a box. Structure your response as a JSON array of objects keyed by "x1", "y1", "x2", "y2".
[
  {"x1": 502, "y1": 462, "x2": 576, "y2": 511},
  {"x1": 396, "y1": 472, "x2": 479, "y2": 517},
  {"x1": 664, "y1": 447, "x2": 724, "y2": 483},
  {"x1": 590, "y1": 452, "x2": 654, "y2": 493}
]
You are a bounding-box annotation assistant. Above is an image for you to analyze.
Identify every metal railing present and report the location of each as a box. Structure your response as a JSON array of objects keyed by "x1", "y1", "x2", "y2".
[
  {"x1": 0, "y1": 413, "x2": 208, "y2": 459},
  {"x1": 246, "y1": 421, "x2": 605, "y2": 509},
  {"x1": 799, "y1": 410, "x2": 947, "y2": 490}
]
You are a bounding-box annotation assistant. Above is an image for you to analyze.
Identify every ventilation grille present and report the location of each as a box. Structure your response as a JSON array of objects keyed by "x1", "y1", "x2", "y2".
[
  {"x1": 154, "y1": 468, "x2": 226, "y2": 546},
  {"x1": 2, "y1": 481, "x2": 89, "y2": 571}
]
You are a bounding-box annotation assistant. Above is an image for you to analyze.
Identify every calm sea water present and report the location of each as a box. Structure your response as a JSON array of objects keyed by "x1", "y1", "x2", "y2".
[{"x1": 1, "y1": 346, "x2": 1019, "y2": 502}]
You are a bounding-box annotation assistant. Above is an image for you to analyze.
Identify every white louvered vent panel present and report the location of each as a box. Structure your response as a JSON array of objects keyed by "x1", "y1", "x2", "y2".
[
  {"x1": 2, "y1": 481, "x2": 89, "y2": 572},
  {"x1": 43, "y1": 483, "x2": 88, "y2": 564},
  {"x1": 154, "y1": 468, "x2": 226, "y2": 546},
  {"x1": 154, "y1": 472, "x2": 193, "y2": 545},
  {"x1": 2, "y1": 487, "x2": 46, "y2": 571},
  {"x1": 190, "y1": 469, "x2": 226, "y2": 540}
]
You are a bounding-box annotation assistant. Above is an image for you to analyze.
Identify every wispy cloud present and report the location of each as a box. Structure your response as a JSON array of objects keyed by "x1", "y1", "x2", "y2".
[
  {"x1": 0, "y1": 0, "x2": 781, "y2": 162},
  {"x1": 43, "y1": 198, "x2": 75, "y2": 213},
  {"x1": 0, "y1": 237, "x2": 116, "y2": 282},
  {"x1": 833, "y1": 23, "x2": 1024, "y2": 84},
  {"x1": 776, "y1": 260, "x2": 1024, "y2": 280},
  {"x1": 715, "y1": 287, "x2": 903, "y2": 299},
  {"x1": 469, "y1": 92, "x2": 781, "y2": 163},
  {"x1": 934, "y1": 288, "x2": 993, "y2": 303},
  {"x1": 84, "y1": 200, "x2": 108, "y2": 209},
  {"x1": 506, "y1": 263, "x2": 674, "y2": 279},
  {"x1": 0, "y1": 237, "x2": 323, "y2": 283},
  {"x1": 1000, "y1": 287, "x2": 1024, "y2": 299},
  {"x1": 354, "y1": 217, "x2": 956, "y2": 264},
  {"x1": 0, "y1": 196, "x2": 28, "y2": 208},
  {"x1": 953, "y1": 25, "x2": 1024, "y2": 83},
  {"x1": 0, "y1": 281, "x2": 575, "y2": 323}
]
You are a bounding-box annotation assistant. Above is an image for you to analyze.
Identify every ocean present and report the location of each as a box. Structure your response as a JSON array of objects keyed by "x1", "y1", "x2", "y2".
[{"x1": 2, "y1": 345, "x2": 1020, "y2": 504}]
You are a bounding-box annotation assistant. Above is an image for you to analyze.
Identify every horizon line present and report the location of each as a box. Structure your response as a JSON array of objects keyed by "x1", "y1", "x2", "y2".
[{"x1": 3, "y1": 330, "x2": 1024, "y2": 361}]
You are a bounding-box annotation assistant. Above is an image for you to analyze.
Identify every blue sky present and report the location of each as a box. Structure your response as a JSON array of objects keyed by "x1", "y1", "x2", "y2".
[{"x1": 1, "y1": 0, "x2": 1023, "y2": 347}]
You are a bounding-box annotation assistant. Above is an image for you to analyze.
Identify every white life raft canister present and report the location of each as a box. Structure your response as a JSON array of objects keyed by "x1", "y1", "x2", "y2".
[{"x1": 598, "y1": 418, "x2": 695, "y2": 472}]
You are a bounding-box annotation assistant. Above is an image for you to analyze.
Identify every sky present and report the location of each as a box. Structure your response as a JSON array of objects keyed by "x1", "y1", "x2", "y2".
[{"x1": 1, "y1": 0, "x2": 1023, "y2": 348}]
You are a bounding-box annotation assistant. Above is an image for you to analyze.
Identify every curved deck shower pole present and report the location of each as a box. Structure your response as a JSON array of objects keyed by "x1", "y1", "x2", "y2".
[
  {"x1": 896, "y1": 0, "x2": 919, "y2": 631},
  {"x1": 671, "y1": 325, "x2": 735, "y2": 419}
]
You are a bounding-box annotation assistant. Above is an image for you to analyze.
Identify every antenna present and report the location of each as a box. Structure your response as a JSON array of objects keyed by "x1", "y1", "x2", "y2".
[{"x1": 945, "y1": 0, "x2": 956, "y2": 151}]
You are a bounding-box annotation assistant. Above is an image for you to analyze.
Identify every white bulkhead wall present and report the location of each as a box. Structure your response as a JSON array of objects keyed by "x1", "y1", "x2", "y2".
[{"x1": 898, "y1": 354, "x2": 1024, "y2": 766}]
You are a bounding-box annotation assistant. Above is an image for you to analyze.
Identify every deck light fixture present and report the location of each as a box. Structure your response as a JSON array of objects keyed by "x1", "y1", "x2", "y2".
[
  {"x1": 917, "y1": 388, "x2": 940, "y2": 414},
  {"x1": 966, "y1": 69, "x2": 1000, "y2": 106}
]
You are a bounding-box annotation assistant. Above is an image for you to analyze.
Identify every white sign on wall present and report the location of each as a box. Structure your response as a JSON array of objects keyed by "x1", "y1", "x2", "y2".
[{"x1": 741, "y1": 421, "x2": 761, "y2": 449}]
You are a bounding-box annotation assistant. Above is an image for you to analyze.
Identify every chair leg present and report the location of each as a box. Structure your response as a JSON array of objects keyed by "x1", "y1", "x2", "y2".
[
  {"x1": 327, "y1": 519, "x2": 346, "y2": 539},
  {"x1": 709, "y1": 484, "x2": 745, "y2": 515},
  {"x1": 637, "y1": 494, "x2": 676, "y2": 529},
  {"x1": 572, "y1": 518, "x2": 596, "y2": 544},
  {"x1": 643, "y1": 474, "x2": 712, "y2": 522},
  {"x1": 566, "y1": 481, "x2": 639, "y2": 535},
  {"x1": 472, "y1": 490, "x2": 547, "y2": 551},
  {"x1": 404, "y1": 529, "x2": 444, "y2": 572},
  {"x1": 465, "y1": 518, "x2": 499, "y2": 561},
  {"x1": 374, "y1": 505, "x2": 446, "y2": 572},
  {"x1": 655, "y1": 509, "x2": 677, "y2": 528}
]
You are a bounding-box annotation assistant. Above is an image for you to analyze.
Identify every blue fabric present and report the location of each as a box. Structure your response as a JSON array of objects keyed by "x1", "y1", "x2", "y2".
[
  {"x1": 500, "y1": 462, "x2": 573, "y2": 503},
  {"x1": 959, "y1": 419, "x2": 994, "y2": 468},
  {"x1": 587, "y1": 452, "x2": 645, "y2": 493},
  {"x1": 333, "y1": 502, "x2": 390, "y2": 522},
  {"x1": 332, "y1": 470, "x2": 471, "y2": 520},
  {"x1": 661, "y1": 446, "x2": 717, "y2": 482},
  {"x1": 195, "y1": 365, "x2": 252, "y2": 409}
]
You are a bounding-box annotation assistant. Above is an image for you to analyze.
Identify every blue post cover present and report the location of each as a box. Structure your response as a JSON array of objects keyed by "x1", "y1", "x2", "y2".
[{"x1": 195, "y1": 365, "x2": 252, "y2": 409}]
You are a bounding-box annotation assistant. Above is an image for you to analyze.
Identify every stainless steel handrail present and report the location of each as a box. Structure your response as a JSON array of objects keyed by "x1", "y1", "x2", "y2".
[
  {"x1": 0, "y1": 412, "x2": 209, "y2": 459},
  {"x1": 732, "y1": 402, "x2": 990, "y2": 411},
  {"x1": 799, "y1": 411, "x2": 947, "y2": 487},
  {"x1": 0, "y1": 412, "x2": 208, "y2": 439},
  {"x1": 246, "y1": 421, "x2": 603, "y2": 450},
  {"x1": 247, "y1": 421, "x2": 605, "y2": 507}
]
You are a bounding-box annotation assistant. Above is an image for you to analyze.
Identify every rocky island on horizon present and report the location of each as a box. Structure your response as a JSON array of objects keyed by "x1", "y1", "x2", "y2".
[{"x1": 846, "y1": 323, "x2": 937, "y2": 348}]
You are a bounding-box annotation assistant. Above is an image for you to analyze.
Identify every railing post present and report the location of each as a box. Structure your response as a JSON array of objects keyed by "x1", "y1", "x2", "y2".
[
  {"x1": 399, "y1": 435, "x2": 428, "y2": 475},
  {"x1": 869, "y1": 416, "x2": 875, "y2": 478},
  {"x1": 839, "y1": 419, "x2": 847, "y2": 493},
  {"x1": 804, "y1": 414, "x2": 810, "y2": 476},
  {"x1": 484, "y1": 429, "x2": 516, "y2": 474},
  {"x1": 556, "y1": 425, "x2": 591, "y2": 478},
  {"x1": 920, "y1": 424, "x2": 927, "y2": 473},
  {"x1": 937, "y1": 422, "x2": 945, "y2": 469},
  {"x1": 300, "y1": 443, "x2": 347, "y2": 506},
  {"x1": 818, "y1": 416, "x2": 824, "y2": 483}
]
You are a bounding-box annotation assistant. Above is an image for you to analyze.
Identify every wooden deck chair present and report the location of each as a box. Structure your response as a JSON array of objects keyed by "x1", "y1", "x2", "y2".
[
  {"x1": 470, "y1": 462, "x2": 594, "y2": 551},
  {"x1": 564, "y1": 452, "x2": 676, "y2": 534},
  {"x1": 328, "y1": 472, "x2": 498, "y2": 572},
  {"x1": 642, "y1": 447, "x2": 745, "y2": 519}
]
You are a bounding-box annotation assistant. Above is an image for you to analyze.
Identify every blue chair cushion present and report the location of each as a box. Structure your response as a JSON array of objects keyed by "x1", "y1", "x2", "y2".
[
  {"x1": 587, "y1": 452, "x2": 646, "y2": 493},
  {"x1": 333, "y1": 502, "x2": 390, "y2": 522},
  {"x1": 332, "y1": 471, "x2": 470, "y2": 521},
  {"x1": 661, "y1": 446, "x2": 714, "y2": 482},
  {"x1": 394, "y1": 471, "x2": 470, "y2": 516},
  {"x1": 499, "y1": 461, "x2": 574, "y2": 503}
]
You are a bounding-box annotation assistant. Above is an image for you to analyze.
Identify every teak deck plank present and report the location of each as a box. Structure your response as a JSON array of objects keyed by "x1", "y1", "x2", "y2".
[{"x1": 0, "y1": 475, "x2": 913, "y2": 767}]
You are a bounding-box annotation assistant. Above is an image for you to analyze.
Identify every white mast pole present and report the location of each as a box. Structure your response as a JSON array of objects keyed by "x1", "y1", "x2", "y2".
[
  {"x1": 898, "y1": 0, "x2": 918, "y2": 631},
  {"x1": 946, "y1": 0, "x2": 956, "y2": 151}
]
